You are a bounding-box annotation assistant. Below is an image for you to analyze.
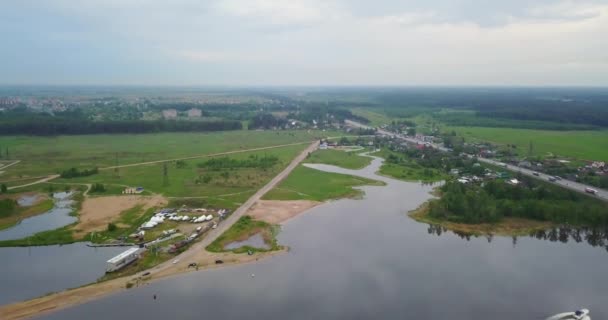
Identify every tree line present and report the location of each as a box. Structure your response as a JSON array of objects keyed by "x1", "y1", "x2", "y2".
[
  {"x1": 0, "y1": 117, "x2": 242, "y2": 136},
  {"x1": 197, "y1": 155, "x2": 279, "y2": 170},
  {"x1": 60, "y1": 167, "x2": 99, "y2": 179}
]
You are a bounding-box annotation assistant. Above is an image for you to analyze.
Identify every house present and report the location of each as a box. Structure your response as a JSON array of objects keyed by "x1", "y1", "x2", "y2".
[
  {"x1": 162, "y1": 109, "x2": 177, "y2": 119},
  {"x1": 187, "y1": 108, "x2": 202, "y2": 118}
]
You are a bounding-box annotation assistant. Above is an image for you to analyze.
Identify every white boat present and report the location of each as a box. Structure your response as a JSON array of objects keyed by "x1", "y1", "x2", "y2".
[{"x1": 546, "y1": 309, "x2": 590, "y2": 320}]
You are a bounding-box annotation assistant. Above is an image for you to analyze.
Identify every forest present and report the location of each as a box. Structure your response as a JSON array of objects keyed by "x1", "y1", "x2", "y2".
[{"x1": 428, "y1": 177, "x2": 608, "y2": 226}]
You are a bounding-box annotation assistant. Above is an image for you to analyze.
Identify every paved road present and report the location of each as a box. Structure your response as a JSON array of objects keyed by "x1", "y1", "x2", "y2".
[
  {"x1": 147, "y1": 140, "x2": 320, "y2": 275},
  {"x1": 477, "y1": 157, "x2": 608, "y2": 202},
  {"x1": 345, "y1": 120, "x2": 608, "y2": 202}
]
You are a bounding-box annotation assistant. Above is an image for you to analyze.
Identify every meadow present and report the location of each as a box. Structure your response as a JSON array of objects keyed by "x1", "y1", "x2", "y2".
[
  {"x1": 0, "y1": 130, "x2": 334, "y2": 179},
  {"x1": 305, "y1": 149, "x2": 371, "y2": 170},
  {"x1": 446, "y1": 126, "x2": 608, "y2": 161},
  {"x1": 264, "y1": 165, "x2": 384, "y2": 202},
  {"x1": 54, "y1": 144, "x2": 308, "y2": 201}
]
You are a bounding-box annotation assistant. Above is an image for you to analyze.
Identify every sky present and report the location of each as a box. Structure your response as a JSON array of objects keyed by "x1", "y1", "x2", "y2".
[{"x1": 1, "y1": 0, "x2": 607, "y2": 86}]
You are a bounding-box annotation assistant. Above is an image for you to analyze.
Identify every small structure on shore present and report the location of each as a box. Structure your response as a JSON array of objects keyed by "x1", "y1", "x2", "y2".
[{"x1": 106, "y1": 247, "x2": 144, "y2": 272}]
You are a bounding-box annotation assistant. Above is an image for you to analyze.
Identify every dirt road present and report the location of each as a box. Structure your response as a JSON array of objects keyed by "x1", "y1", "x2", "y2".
[{"x1": 7, "y1": 175, "x2": 60, "y2": 190}]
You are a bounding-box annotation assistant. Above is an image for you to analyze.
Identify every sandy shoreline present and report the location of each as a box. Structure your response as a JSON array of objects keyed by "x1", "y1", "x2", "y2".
[{"x1": 0, "y1": 199, "x2": 319, "y2": 320}]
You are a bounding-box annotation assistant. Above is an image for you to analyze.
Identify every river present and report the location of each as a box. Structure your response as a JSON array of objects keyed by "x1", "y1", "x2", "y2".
[{"x1": 6, "y1": 156, "x2": 608, "y2": 319}]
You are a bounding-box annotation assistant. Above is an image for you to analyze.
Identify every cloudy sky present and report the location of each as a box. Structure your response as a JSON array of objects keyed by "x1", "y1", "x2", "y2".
[{"x1": 1, "y1": 0, "x2": 607, "y2": 86}]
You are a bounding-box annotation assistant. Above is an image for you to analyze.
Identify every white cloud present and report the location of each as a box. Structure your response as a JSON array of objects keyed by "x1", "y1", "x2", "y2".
[
  {"x1": 214, "y1": 0, "x2": 343, "y2": 26},
  {"x1": 2, "y1": 0, "x2": 608, "y2": 85}
]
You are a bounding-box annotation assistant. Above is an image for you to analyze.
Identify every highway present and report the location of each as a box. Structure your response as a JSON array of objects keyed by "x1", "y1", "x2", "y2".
[{"x1": 345, "y1": 120, "x2": 608, "y2": 203}]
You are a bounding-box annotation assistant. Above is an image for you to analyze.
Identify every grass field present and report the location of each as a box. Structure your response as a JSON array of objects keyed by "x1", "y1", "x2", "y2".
[
  {"x1": 53, "y1": 144, "x2": 307, "y2": 201},
  {"x1": 305, "y1": 149, "x2": 371, "y2": 170},
  {"x1": 264, "y1": 165, "x2": 384, "y2": 201},
  {"x1": 0, "y1": 130, "x2": 335, "y2": 179},
  {"x1": 351, "y1": 108, "x2": 393, "y2": 127},
  {"x1": 447, "y1": 126, "x2": 608, "y2": 161}
]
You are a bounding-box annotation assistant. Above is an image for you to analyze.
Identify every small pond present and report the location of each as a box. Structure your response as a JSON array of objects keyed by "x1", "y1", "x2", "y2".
[{"x1": 224, "y1": 233, "x2": 270, "y2": 250}]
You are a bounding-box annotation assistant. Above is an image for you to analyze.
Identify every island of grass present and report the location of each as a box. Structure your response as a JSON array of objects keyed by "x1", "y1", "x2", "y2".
[
  {"x1": 411, "y1": 175, "x2": 608, "y2": 236},
  {"x1": 207, "y1": 216, "x2": 280, "y2": 253},
  {"x1": 305, "y1": 149, "x2": 371, "y2": 170},
  {"x1": 374, "y1": 148, "x2": 445, "y2": 182}
]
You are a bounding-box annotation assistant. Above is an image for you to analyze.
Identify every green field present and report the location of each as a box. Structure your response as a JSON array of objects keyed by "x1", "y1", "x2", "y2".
[
  {"x1": 305, "y1": 149, "x2": 371, "y2": 170},
  {"x1": 351, "y1": 108, "x2": 393, "y2": 127},
  {"x1": 54, "y1": 144, "x2": 307, "y2": 202},
  {"x1": 0, "y1": 130, "x2": 334, "y2": 179},
  {"x1": 447, "y1": 126, "x2": 608, "y2": 161},
  {"x1": 264, "y1": 165, "x2": 384, "y2": 201}
]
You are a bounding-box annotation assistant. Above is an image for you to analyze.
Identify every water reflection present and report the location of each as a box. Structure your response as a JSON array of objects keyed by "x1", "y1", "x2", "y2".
[{"x1": 426, "y1": 224, "x2": 608, "y2": 252}]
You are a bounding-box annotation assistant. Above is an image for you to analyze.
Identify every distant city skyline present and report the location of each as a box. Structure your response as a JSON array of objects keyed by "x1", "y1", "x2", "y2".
[{"x1": 1, "y1": 0, "x2": 607, "y2": 86}]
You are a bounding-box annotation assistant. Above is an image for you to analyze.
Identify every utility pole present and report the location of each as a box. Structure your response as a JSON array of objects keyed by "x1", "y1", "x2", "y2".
[
  {"x1": 163, "y1": 162, "x2": 169, "y2": 187},
  {"x1": 114, "y1": 153, "x2": 120, "y2": 178}
]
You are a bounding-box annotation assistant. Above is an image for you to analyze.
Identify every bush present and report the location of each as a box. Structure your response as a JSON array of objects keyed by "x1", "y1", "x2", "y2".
[{"x1": 107, "y1": 223, "x2": 117, "y2": 232}]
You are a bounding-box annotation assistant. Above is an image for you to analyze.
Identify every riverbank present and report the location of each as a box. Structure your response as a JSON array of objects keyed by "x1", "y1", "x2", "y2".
[{"x1": 409, "y1": 202, "x2": 554, "y2": 236}]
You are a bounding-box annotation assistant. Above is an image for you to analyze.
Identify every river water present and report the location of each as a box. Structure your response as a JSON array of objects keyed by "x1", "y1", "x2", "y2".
[
  {"x1": 0, "y1": 192, "x2": 77, "y2": 241},
  {"x1": 7, "y1": 156, "x2": 608, "y2": 319},
  {"x1": 0, "y1": 243, "x2": 127, "y2": 305}
]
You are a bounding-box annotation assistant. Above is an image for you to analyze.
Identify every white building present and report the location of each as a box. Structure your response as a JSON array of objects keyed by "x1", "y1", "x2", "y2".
[{"x1": 106, "y1": 247, "x2": 144, "y2": 272}]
